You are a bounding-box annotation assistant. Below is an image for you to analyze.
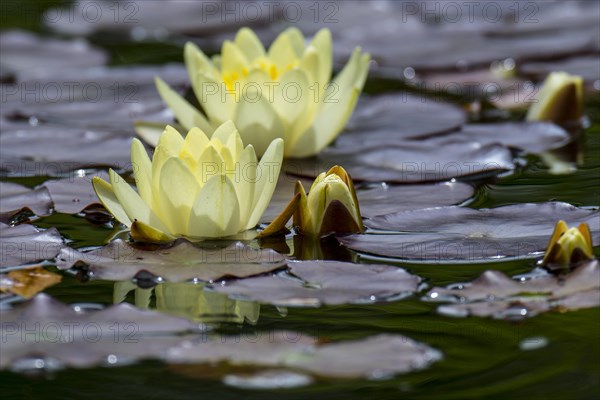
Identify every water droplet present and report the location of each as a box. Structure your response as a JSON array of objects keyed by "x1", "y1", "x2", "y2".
[
  {"x1": 593, "y1": 80, "x2": 600, "y2": 91},
  {"x1": 28, "y1": 116, "x2": 38, "y2": 126},
  {"x1": 503, "y1": 58, "x2": 515, "y2": 71},
  {"x1": 107, "y1": 354, "x2": 118, "y2": 364},
  {"x1": 403, "y1": 67, "x2": 415, "y2": 80},
  {"x1": 519, "y1": 336, "x2": 548, "y2": 351},
  {"x1": 430, "y1": 292, "x2": 439, "y2": 299}
]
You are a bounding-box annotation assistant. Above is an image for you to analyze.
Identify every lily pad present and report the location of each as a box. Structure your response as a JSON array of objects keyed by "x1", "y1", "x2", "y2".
[
  {"x1": 342, "y1": 94, "x2": 466, "y2": 142},
  {"x1": 167, "y1": 331, "x2": 442, "y2": 379},
  {"x1": 0, "y1": 125, "x2": 132, "y2": 176},
  {"x1": 339, "y1": 202, "x2": 600, "y2": 262},
  {"x1": 212, "y1": 260, "x2": 421, "y2": 306},
  {"x1": 56, "y1": 239, "x2": 286, "y2": 283},
  {"x1": 44, "y1": 1, "x2": 272, "y2": 36},
  {"x1": 426, "y1": 260, "x2": 600, "y2": 319},
  {"x1": 0, "y1": 293, "x2": 200, "y2": 370},
  {"x1": 38, "y1": 171, "x2": 108, "y2": 214},
  {"x1": 290, "y1": 334, "x2": 442, "y2": 378},
  {"x1": 520, "y1": 55, "x2": 600, "y2": 89},
  {"x1": 287, "y1": 136, "x2": 514, "y2": 183},
  {"x1": 0, "y1": 181, "x2": 52, "y2": 218},
  {"x1": 453, "y1": 122, "x2": 570, "y2": 154},
  {"x1": 0, "y1": 223, "x2": 64, "y2": 268},
  {"x1": 0, "y1": 30, "x2": 107, "y2": 79}
]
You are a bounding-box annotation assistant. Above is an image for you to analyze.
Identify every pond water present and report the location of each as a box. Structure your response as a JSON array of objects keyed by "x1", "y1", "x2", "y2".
[{"x1": 1, "y1": 1, "x2": 599, "y2": 399}]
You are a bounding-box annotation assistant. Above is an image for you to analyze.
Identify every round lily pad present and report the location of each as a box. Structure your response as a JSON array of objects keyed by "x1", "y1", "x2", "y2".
[
  {"x1": 212, "y1": 260, "x2": 421, "y2": 306},
  {"x1": 339, "y1": 202, "x2": 599, "y2": 262}
]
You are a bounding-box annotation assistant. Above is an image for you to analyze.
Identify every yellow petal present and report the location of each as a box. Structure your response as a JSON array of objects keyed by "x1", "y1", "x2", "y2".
[
  {"x1": 197, "y1": 144, "x2": 225, "y2": 186},
  {"x1": 184, "y1": 42, "x2": 220, "y2": 83},
  {"x1": 221, "y1": 40, "x2": 249, "y2": 73},
  {"x1": 268, "y1": 29, "x2": 300, "y2": 71},
  {"x1": 234, "y1": 27, "x2": 266, "y2": 62},
  {"x1": 109, "y1": 169, "x2": 169, "y2": 232},
  {"x1": 130, "y1": 220, "x2": 176, "y2": 244},
  {"x1": 258, "y1": 192, "x2": 301, "y2": 237},
  {"x1": 155, "y1": 76, "x2": 213, "y2": 134},
  {"x1": 158, "y1": 125, "x2": 185, "y2": 155},
  {"x1": 233, "y1": 90, "x2": 284, "y2": 157},
  {"x1": 158, "y1": 157, "x2": 199, "y2": 235},
  {"x1": 193, "y1": 72, "x2": 236, "y2": 126},
  {"x1": 542, "y1": 220, "x2": 568, "y2": 265},
  {"x1": 283, "y1": 27, "x2": 306, "y2": 57},
  {"x1": 273, "y1": 69, "x2": 310, "y2": 128},
  {"x1": 92, "y1": 176, "x2": 131, "y2": 227},
  {"x1": 188, "y1": 175, "x2": 241, "y2": 238},
  {"x1": 211, "y1": 120, "x2": 238, "y2": 145},
  {"x1": 134, "y1": 120, "x2": 173, "y2": 148},
  {"x1": 131, "y1": 139, "x2": 153, "y2": 207},
  {"x1": 247, "y1": 138, "x2": 284, "y2": 228},
  {"x1": 179, "y1": 127, "x2": 210, "y2": 164},
  {"x1": 236, "y1": 145, "x2": 258, "y2": 228},
  {"x1": 309, "y1": 28, "x2": 332, "y2": 84},
  {"x1": 526, "y1": 71, "x2": 584, "y2": 123}
]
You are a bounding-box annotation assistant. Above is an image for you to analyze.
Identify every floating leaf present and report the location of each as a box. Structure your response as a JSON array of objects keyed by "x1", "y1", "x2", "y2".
[
  {"x1": 212, "y1": 260, "x2": 421, "y2": 306},
  {"x1": 339, "y1": 202, "x2": 599, "y2": 262},
  {"x1": 451, "y1": 122, "x2": 570, "y2": 154},
  {"x1": 56, "y1": 239, "x2": 286, "y2": 283},
  {"x1": 167, "y1": 331, "x2": 442, "y2": 379},
  {"x1": 0, "y1": 293, "x2": 201, "y2": 370},
  {"x1": 342, "y1": 94, "x2": 466, "y2": 142},
  {"x1": 0, "y1": 223, "x2": 63, "y2": 268},
  {"x1": 289, "y1": 334, "x2": 442, "y2": 378},
  {"x1": 0, "y1": 267, "x2": 62, "y2": 298},
  {"x1": 521, "y1": 55, "x2": 600, "y2": 89},
  {"x1": 287, "y1": 136, "x2": 514, "y2": 183},
  {"x1": 0, "y1": 30, "x2": 106, "y2": 79},
  {"x1": 0, "y1": 125, "x2": 132, "y2": 176},
  {"x1": 426, "y1": 260, "x2": 600, "y2": 319},
  {"x1": 0, "y1": 181, "x2": 52, "y2": 219},
  {"x1": 37, "y1": 171, "x2": 109, "y2": 214}
]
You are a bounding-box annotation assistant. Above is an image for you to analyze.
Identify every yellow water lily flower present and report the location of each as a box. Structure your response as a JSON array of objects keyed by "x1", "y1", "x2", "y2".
[
  {"x1": 526, "y1": 71, "x2": 583, "y2": 124},
  {"x1": 93, "y1": 121, "x2": 283, "y2": 242},
  {"x1": 542, "y1": 220, "x2": 594, "y2": 267},
  {"x1": 148, "y1": 27, "x2": 370, "y2": 158},
  {"x1": 260, "y1": 165, "x2": 363, "y2": 237}
]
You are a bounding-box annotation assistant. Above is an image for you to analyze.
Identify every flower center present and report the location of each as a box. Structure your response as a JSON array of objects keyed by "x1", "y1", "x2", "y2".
[{"x1": 221, "y1": 57, "x2": 299, "y2": 92}]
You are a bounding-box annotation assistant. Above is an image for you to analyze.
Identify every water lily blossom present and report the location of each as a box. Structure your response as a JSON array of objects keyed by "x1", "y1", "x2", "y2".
[
  {"x1": 260, "y1": 165, "x2": 363, "y2": 237},
  {"x1": 147, "y1": 27, "x2": 370, "y2": 158},
  {"x1": 93, "y1": 121, "x2": 283, "y2": 242},
  {"x1": 526, "y1": 71, "x2": 583, "y2": 124},
  {"x1": 542, "y1": 220, "x2": 594, "y2": 267}
]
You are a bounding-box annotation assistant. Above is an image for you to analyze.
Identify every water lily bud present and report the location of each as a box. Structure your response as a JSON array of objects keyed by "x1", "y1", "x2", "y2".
[
  {"x1": 526, "y1": 71, "x2": 583, "y2": 124},
  {"x1": 93, "y1": 121, "x2": 283, "y2": 242},
  {"x1": 542, "y1": 220, "x2": 594, "y2": 267},
  {"x1": 148, "y1": 27, "x2": 370, "y2": 158},
  {"x1": 260, "y1": 165, "x2": 363, "y2": 237}
]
